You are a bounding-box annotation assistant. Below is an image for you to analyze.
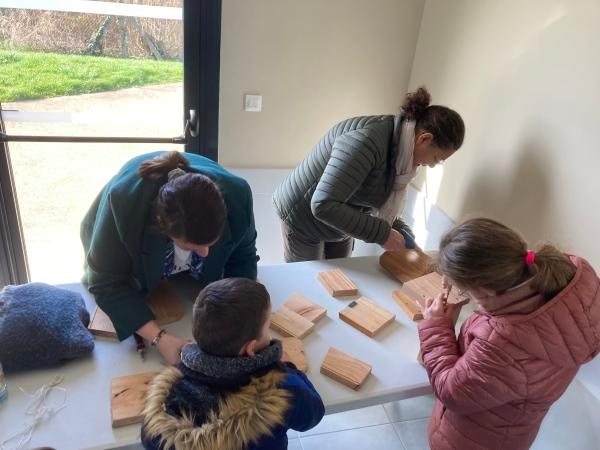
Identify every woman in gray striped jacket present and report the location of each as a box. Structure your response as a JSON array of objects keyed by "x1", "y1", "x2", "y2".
[{"x1": 273, "y1": 87, "x2": 465, "y2": 262}]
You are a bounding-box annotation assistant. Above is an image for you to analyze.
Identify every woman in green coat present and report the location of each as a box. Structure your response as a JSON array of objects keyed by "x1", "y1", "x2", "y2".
[
  {"x1": 273, "y1": 87, "x2": 465, "y2": 262},
  {"x1": 81, "y1": 151, "x2": 258, "y2": 364}
]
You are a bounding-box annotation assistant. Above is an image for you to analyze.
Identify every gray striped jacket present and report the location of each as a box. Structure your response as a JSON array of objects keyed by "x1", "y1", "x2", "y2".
[{"x1": 273, "y1": 114, "x2": 403, "y2": 246}]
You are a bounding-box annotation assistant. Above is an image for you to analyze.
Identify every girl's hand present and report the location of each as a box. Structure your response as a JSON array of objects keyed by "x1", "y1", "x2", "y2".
[
  {"x1": 383, "y1": 229, "x2": 406, "y2": 251},
  {"x1": 421, "y1": 293, "x2": 456, "y2": 320}
]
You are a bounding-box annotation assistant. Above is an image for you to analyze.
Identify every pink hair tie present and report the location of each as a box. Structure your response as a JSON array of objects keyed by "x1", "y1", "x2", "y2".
[{"x1": 525, "y1": 251, "x2": 536, "y2": 265}]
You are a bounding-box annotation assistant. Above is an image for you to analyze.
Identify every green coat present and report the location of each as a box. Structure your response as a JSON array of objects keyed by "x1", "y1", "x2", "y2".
[{"x1": 81, "y1": 151, "x2": 258, "y2": 340}]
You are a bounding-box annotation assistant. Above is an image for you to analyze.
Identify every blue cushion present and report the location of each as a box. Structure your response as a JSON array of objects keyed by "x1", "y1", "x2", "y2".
[{"x1": 0, "y1": 283, "x2": 94, "y2": 372}]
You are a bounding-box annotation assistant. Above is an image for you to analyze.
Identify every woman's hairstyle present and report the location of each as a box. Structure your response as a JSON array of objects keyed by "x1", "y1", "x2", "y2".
[
  {"x1": 193, "y1": 278, "x2": 271, "y2": 356},
  {"x1": 435, "y1": 218, "x2": 576, "y2": 299},
  {"x1": 401, "y1": 86, "x2": 465, "y2": 150},
  {"x1": 139, "y1": 151, "x2": 227, "y2": 244}
]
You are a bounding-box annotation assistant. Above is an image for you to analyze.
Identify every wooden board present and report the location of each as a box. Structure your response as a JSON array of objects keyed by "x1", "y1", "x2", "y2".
[
  {"x1": 393, "y1": 272, "x2": 470, "y2": 322},
  {"x1": 270, "y1": 306, "x2": 315, "y2": 339},
  {"x1": 317, "y1": 269, "x2": 358, "y2": 297},
  {"x1": 379, "y1": 248, "x2": 433, "y2": 284},
  {"x1": 281, "y1": 337, "x2": 308, "y2": 372},
  {"x1": 89, "y1": 280, "x2": 185, "y2": 338},
  {"x1": 393, "y1": 290, "x2": 424, "y2": 321},
  {"x1": 339, "y1": 297, "x2": 395, "y2": 337},
  {"x1": 320, "y1": 347, "x2": 372, "y2": 390},
  {"x1": 88, "y1": 305, "x2": 117, "y2": 338},
  {"x1": 111, "y1": 372, "x2": 157, "y2": 428},
  {"x1": 284, "y1": 293, "x2": 327, "y2": 323},
  {"x1": 147, "y1": 279, "x2": 185, "y2": 326}
]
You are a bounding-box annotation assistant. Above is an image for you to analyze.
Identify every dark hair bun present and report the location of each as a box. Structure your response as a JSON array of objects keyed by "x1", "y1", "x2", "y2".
[{"x1": 401, "y1": 86, "x2": 431, "y2": 120}]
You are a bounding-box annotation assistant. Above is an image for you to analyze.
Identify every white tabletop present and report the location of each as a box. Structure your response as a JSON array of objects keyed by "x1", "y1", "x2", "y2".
[{"x1": 0, "y1": 256, "x2": 432, "y2": 450}]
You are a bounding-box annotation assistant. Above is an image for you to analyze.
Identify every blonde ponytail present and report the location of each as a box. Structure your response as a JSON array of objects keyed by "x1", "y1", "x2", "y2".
[
  {"x1": 139, "y1": 151, "x2": 191, "y2": 178},
  {"x1": 529, "y1": 244, "x2": 576, "y2": 298}
]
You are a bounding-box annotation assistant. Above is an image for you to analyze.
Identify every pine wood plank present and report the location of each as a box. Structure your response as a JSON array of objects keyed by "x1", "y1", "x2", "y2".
[
  {"x1": 270, "y1": 306, "x2": 315, "y2": 339},
  {"x1": 317, "y1": 269, "x2": 358, "y2": 297},
  {"x1": 393, "y1": 272, "x2": 470, "y2": 322},
  {"x1": 284, "y1": 293, "x2": 327, "y2": 323},
  {"x1": 111, "y1": 372, "x2": 157, "y2": 428},
  {"x1": 339, "y1": 297, "x2": 396, "y2": 337},
  {"x1": 281, "y1": 337, "x2": 309, "y2": 372},
  {"x1": 320, "y1": 347, "x2": 372, "y2": 390},
  {"x1": 379, "y1": 248, "x2": 433, "y2": 284},
  {"x1": 89, "y1": 280, "x2": 184, "y2": 338}
]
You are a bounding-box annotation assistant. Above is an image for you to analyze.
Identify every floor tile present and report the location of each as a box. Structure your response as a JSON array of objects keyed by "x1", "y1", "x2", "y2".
[
  {"x1": 383, "y1": 394, "x2": 436, "y2": 422},
  {"x1": 300, "y1": 424, "x2": 404, "y2": 450},
  {"x1": 299, "y1": 405, "x2": 389, "y2": 437},
  {"x1": 393, "y1": 418, "x2": 430, "y2": 450}
]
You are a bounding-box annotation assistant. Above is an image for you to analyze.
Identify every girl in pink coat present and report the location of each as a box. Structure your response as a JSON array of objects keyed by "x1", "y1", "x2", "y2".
[{"x1": 418, "y1": 218, "x2": 600, "y2": 450}]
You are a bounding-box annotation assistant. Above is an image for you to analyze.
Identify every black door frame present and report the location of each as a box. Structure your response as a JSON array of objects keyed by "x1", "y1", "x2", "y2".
[{"x1": 184, "y1": 0, "x2": 221, "y2": 162}]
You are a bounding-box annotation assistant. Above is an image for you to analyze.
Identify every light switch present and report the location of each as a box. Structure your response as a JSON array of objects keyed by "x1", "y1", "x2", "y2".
[{"x1": 244, "y1": 94, "x2": 262, "y2": 112}]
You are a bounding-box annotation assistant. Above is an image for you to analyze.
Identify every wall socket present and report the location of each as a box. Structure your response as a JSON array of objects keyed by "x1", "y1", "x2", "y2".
[{"x1": 244, "y1": 94, "x2": 262, "y2": 112}]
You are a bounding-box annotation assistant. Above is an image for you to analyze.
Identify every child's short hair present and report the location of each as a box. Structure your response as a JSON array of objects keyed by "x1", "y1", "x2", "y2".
[{"x1": 192, "y1": 278, "x2": 270, "y2": 356}]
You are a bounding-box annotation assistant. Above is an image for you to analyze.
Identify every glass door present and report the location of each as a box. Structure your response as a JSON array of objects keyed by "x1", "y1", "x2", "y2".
[{"x1": 0, "y1": 0, "x2": 185, "y2": 284}]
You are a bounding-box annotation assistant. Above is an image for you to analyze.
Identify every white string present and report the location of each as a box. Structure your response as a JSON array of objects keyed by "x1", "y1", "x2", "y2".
[{"x1": 0, "y1": 376, "x2": 67, "y2": 450}]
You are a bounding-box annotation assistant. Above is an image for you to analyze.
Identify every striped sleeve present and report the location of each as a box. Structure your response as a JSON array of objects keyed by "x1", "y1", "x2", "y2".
[{"x1": 310, "y1": 129, "x2": 391, "y2": 244}]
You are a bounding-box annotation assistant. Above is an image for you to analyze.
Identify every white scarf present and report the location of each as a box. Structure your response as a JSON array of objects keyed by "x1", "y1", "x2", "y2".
[{"x1": 375, "y1": 116, "x2": 418, "y2": 224}]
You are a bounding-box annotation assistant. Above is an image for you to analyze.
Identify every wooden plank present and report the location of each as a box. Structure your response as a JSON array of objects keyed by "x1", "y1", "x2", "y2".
[
  {"x1": 284, "y1": 293, "x2": 327, "y2": 323},
  {"x1": 320, "y1": 347, "x2": 372, "y2": 390},
  {"x1": 393, "y1": 290, "x2": 424, "y2": 321},
  {"x1": 89, "y1": 305, "x2": 117, "y2": 338},
  {"x1": 281, "y1": 337, "x2": 308, "y2": 372},
  {"x1": 111, "y1": 372, "x2": 157, "y2": 428},
  {"x1": 270, "y1": 306, "x2": 315, "y2": 339},
  {"x1": 339, "y1": 297, "x2": 395, "y2": 337},
  {"x1": 393, "y1": 272, "x2": 470, "y2": 322},
  {"x1": 379, "y1": 248, "x2": 433, "y2": 284},
  {"x1": 317, "y1": 269, "x2": 358, "y2": 297},
  {"x1": 148, "y1": 279, "x2": 185, "y2": 326},
  {"x1": 88, "y1": 280, "x2": 184, "y2": 338}
]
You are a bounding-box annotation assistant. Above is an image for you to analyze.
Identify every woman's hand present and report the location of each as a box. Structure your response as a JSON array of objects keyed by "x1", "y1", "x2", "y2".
[
  {"x1": 383, "y1": 229, "x2": 406, "y2": 251},
  {"x1": 421, "y1": 293, "x2": 456, "y2": 320},
  {"x1": 155, "y1": 333, "x2": 188, "y2": 365}
]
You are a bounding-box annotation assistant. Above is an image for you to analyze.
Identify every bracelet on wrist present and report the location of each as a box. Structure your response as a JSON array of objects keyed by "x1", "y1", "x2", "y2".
[{"x1": 151, "y1": 329, "x2": 167, "y2": 347}]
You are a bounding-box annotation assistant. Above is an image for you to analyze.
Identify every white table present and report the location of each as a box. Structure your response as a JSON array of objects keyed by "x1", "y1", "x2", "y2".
[{"x1": 0, "y1": 256, "x2": 433, "y2": 450}]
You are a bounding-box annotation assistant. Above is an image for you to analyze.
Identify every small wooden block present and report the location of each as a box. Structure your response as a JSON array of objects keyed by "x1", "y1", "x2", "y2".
[
  {"x1": 339, "y1": 297, "x2": 395, "y2": 337},
  {"x1": 148, "y1": 279, "x2": 185, "y2": 326},
  {"x1": 318, "y1": 269, "x2": 358, "y2": 297},
  {"x1": 284, "y1": 293, "x2": 327, "y2": 323},
  {"x1": 282, "y1": 337, "x2": 309, "y2": 372},
  {"x1": 88, "y1": 280, "x2": 184, "y2": 338},
  {"x1": 320, "y1": 347, "x2": 371, "y2": 390},
  {"x1": 379, "y1": 248, "x2": 433, "y2": 283},
  {"x1": 393, "y1": 290, "x2": 424, "y2": 321},
  {"x1": 393, "y1": 272, "x2": 470, "y2": 322},
  {"x1": 270, "y1": 306, "x2": 315, "y2": 339},
  {"x1": 111, "y1": 372, "x2": 157, "y2": 428},
  {"x1": 89, "y1": 305, "x2": 117, "y2": 338}
]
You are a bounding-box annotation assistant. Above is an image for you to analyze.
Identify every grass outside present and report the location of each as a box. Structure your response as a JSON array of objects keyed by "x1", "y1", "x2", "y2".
[{"x1": 0, "y1": 50, "x2": 183, "y2": 102}]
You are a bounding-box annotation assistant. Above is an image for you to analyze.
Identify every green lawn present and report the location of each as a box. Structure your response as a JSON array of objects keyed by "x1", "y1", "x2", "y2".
[{"x1": 0, "y1": 50, "x2": 183, "y2": 102}]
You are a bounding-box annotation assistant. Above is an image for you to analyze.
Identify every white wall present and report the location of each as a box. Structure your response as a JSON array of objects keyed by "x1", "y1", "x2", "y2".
[
  {"x1": 219, "y1": 0, "x2": 425, "y2": 168},
  {"x1": 409, "y1": 0, "x2": 600, "y2": 267}
]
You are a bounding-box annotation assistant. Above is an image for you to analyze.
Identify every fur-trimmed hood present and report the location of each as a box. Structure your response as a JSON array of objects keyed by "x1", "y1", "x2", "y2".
[{"x1": 142, "y1": 366, "x2": 291, "y2": 450}]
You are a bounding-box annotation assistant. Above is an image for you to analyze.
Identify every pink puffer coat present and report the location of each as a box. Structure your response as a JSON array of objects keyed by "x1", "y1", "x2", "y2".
[{"x1": 418, "y1": 255, "x2": 600, "y2": 450}]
